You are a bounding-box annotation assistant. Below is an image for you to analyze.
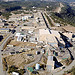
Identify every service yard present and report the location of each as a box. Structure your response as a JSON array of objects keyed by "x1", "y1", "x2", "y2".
[
  {"x1": 3, "y1": 50, "x2": 37, "y2": 70},
  {"x1": 8, "y1": 40, "x2": 36, "y2": 47}
]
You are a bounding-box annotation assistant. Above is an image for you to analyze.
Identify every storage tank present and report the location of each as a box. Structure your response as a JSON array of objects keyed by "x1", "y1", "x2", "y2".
[{"x1": 35, "y1": 63, "x2": 40, "y2": 70}]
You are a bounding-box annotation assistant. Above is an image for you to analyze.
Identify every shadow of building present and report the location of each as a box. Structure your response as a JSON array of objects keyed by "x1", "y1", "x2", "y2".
[{"x1": 59, "y1": 32, "x2": 72, "y2": 48}]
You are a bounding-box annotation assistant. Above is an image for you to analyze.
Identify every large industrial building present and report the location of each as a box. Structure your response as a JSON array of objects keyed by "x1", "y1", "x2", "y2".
[{"x1": 39, "y1": 29, "x2": 63, "y2": 47}]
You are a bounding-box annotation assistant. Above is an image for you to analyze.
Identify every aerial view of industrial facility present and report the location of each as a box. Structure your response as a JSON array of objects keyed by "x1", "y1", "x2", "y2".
[{"x1": 0, "y1": 0, "x2": 75, "y2": 75}]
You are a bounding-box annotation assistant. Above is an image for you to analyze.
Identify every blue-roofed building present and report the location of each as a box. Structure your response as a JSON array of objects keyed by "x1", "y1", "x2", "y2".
[{"x1": 0, "y1": 28, "x2": 9, "y2": 33}]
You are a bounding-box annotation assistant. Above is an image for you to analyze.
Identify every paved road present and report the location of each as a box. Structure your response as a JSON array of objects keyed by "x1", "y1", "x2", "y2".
[
  {"x1": 53, "y1": 60, "x2": 75, "y2": 75},
  {"x1": 24, "y1": 54, "x2": 43, "y2": 75},
  {"x1": 53, "y1": 48, "x2": 75, "y2": 75},
  {"x1": 0, "y1": 24, "x2": 22, "y2": 75},
  {"x1": 0, "y1": 46, "x2": 4, "y2": 75},
  {"x1": 0, "y1": 33, "x2": 13, "y2": 75}
]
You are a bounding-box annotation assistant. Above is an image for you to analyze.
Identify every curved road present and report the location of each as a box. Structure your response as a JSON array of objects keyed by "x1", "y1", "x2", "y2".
[
  {"x1": 0, "y1": 33, "x2": 13, "y2": 75},
  {"x1": 0, "y1": 24, "x2": 22, "y2": 75},
  {"x1": 24, "y1": 54, "x2": 43, "y2": 75}
]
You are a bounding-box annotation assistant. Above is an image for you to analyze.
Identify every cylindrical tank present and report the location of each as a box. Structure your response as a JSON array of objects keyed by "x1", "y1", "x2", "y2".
[{"x1": 35, "y1": 63, "x2": 40, "y2": 70}]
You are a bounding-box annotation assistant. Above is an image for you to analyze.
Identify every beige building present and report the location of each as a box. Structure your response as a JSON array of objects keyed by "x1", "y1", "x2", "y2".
[
  {"x1": 39, "y1": 29, "x2": 62, "y2": 47},
  {"x1": 21, "y1": 26, "x2": 35, "y2": 30}
]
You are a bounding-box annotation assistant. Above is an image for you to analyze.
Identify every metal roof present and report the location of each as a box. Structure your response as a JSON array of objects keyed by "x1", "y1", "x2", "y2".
[{"x1": 27, "y1": 67, "x2": 33, "y2": 72}]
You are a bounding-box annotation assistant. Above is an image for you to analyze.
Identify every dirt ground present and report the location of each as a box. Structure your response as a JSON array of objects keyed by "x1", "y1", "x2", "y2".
[
  {"x1": 8, "y1": 40, "x2": 36, "y2": 47},
  {"x1": 4, "y1": 52, "x2": 36, "y2": 69},
  {"x1": 51, "y1": 25, "x2": 75, "y2": 33}
]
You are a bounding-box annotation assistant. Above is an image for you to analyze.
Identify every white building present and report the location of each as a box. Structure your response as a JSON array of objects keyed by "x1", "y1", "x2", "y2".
[
  {"x1": 15, "y1": 33, "x2": 26, "y2": 41},
  {"x1": 47, "y1": 56, "x2": 55, "y2": 71},
  {"x1": 22, "y1": 15, "x2": 31, "y2": 21},
  {"x1": 17, "y1": 36, "x2": 22, "y2": 41},
  {"x1": 30, "y1": 37, "x2": 36, "y2": 42},
  {"x1": 8, "y1": 17, "x2": 22, "y2": 21},
  {"x1": 28, "y1": 30, "x2": 33, "y2": 34},
  {"x1": 15, "y1": 33, "x2": 21, "y2": 37},
  {"x1": 55, "y1": 23, "x2": 61, "y2": 27},
  {"x1": 35, "y1": 63, "x2": 40, "y2": 70},
  {"x1": 12, "y1": 72, "x2": 19, "y2": 75}
]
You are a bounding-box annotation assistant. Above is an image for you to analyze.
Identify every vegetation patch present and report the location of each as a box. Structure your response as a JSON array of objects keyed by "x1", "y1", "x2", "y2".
[
  {"x1": 61, "y1": 58, "x2": 72, "y2": 66},
  {"x1": 51, "y1": 3, "x2": 75, "y2": 26},
  {"x1": 8, "y1": 65, "x2": 25, "y2": 75},
  {"x1": 44, "y1": 13, "x2": 54, "y2": 27},
  {"x1": 63, "y1": 66, "x2": 75, "y2": 75}
]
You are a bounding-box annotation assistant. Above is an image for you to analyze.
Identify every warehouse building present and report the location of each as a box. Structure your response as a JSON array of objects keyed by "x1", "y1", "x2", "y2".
[{"x1": 39, "y1": 29, "x2": 62, "y2": 47}]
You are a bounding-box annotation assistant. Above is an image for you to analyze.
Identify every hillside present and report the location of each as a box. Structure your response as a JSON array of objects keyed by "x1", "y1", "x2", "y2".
[
  {"x1": 56, "y1": 0, "x2": 75, "y2": 2},
  {"x1": 0, "y1": 0, "x2": 75, "y2": 2},
  {"x1": 51, "y1": 3, "x2": 75, "y2": 26},
  {"x1": 0, "y1": 1, "x2": 75, "y2": 26},
  {"x1": 42, "y1": 0, "x2": 75, "y2": 2},
  {"x1": 54, "y1": 3, "x2": 64, "y2": 13}
]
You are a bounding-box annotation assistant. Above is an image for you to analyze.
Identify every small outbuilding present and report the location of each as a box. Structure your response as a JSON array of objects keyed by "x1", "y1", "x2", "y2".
[
  {"x1": 35, "y1": 63, "x2": 40, "y2": 70},
  {"x1": 12, "y1": 72, "x2": 19, "y2": 75}
]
